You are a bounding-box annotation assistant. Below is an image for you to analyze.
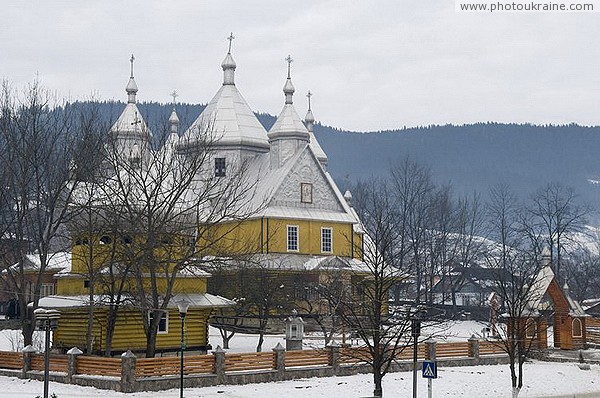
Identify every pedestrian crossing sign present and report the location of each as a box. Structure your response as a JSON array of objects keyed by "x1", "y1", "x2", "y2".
[{"x1": 422, "y1": 360, "x2": 437, "y2": 379}]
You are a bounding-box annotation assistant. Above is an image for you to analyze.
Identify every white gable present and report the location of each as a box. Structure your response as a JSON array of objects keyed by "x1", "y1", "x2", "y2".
[{"x1": 270, "y1": 146, "x2": 348, "y2": 216}]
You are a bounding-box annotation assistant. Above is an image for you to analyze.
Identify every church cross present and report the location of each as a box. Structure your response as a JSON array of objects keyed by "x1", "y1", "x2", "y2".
[
  {"x1": 285, "y1": 55, "x2": 293, "y2": 78},
  {"x1": 130, "y1": 54, "x2": 135, "y2": 78},
  {"x1": 307, "y1": 90, "x2": 312, "y2": 110},
  {"x1": 131, "y1": 111, "x2": 142, "y2": 127},
  {"x1": 227, "y1": 32, "x2": 235, "y2": 54},
  {"x1": 170, "y1": 90, "x2": 178, "y2": 106}
]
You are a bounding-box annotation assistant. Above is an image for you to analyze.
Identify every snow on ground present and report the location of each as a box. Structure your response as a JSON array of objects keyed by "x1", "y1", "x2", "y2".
[
  {"x1": 0, "y1": 361, "x2": 599, "y2": 397},
  {"x1": 1, "y1": 322, "x2": 598, "y2": 397}
]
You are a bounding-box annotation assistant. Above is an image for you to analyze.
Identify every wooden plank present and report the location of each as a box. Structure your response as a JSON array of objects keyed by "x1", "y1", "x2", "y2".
[{"x1": 0, "y1": 351, "x2": 23, "y2": 369}]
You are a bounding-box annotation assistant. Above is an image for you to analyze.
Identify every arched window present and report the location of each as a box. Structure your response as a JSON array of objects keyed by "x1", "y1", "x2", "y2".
[
  {"x1": 572, "y1": 318, "x2": 583, "y2": 338},
  {"x1": 525, "y1": 319, "x2": 536, "y2": 338},
  {"x1": 99, "y1": 236, "x2": 112, "y2": 245}
]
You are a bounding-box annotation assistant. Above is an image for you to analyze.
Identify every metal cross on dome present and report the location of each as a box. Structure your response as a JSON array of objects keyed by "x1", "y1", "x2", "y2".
[
  {"x1": 307, "y1": 90, "x2": 312, "y2": 110},
  {"x1": 171, "y1": 90, "x2": 178, "y2": 106},
  {"x1": 227, "y1": 32, "x2": 235, "y2": 53},
  {"x1": 131, "y1": 111, "x2": 142, "y2": 127},
  {"x1": 130, "y1": 54, "x2": 135, "y2": 78},
  {"x1": 285, "y1": 54, "x2": 293, "y2": 78}
]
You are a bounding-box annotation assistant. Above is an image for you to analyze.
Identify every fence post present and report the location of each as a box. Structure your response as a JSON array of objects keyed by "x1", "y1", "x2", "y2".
[
  {"x1": 272, "y1": 343, "x2": 286, "y2": 379},
  {"x1": 328, "y1": 343, "x2": 340, "y2": 373},
  {"x1": 66, "y1": 347, "x2": 83, "y2": 383},
  {"x1": 21, "y1": 345, "x2": 36, "y2": 378},
  {"x1": 425, "y1": 340, "x2": 436, "y2": 360},
  {"x1": 120, "y1": 350, "x2": 137, "y2": 393},
  {"x1": 212, "y1": 345, "x2": 226, "y2": 384},
  {"x1": 468, "y1": 335, "x2": 480, "y2": 359}
]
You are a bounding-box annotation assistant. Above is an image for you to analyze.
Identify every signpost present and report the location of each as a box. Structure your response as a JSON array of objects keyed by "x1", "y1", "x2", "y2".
[{"x1": 422, "y1": 360, "x2": 437, "y2": 398}]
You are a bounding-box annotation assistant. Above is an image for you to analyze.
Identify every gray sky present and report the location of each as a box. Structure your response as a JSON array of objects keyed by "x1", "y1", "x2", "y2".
[{"x1": 1, "y1": 1, "x2": 599, "y2": 131}]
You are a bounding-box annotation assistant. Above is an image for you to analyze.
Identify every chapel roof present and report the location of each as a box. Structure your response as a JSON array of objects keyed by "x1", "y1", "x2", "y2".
[{"x1": 182, "y1": 40, "x2": 269, "y2": 151}]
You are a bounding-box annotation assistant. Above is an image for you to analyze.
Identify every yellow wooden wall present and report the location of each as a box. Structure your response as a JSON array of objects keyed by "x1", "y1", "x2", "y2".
[
  {"x1": 198, "y1": 218, "x2": 362, "y2": 259},
  {"x1": 53, "y1": 307, "x2": 212, "y2": 353},
  {"x1": 56, "y1": 275, "x2": 207, "y2": 296}
]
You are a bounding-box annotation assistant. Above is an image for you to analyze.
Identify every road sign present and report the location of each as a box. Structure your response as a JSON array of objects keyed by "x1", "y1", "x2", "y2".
[{"x1": 422, "y1": 360, "x2": 437, "y2": 379}]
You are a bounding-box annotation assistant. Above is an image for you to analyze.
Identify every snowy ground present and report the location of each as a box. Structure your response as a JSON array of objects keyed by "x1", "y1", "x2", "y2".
[
  {"x1": 1, "y1": 361, "x2": 599, "y2": 397},
  {"x1": 0, "y1": 321, "x2": 598, "y2": 397}
]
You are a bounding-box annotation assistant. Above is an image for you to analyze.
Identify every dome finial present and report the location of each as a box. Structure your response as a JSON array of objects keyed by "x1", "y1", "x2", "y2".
[
  {"x1": 126, "y1": 54, "x2": 138, "y2": 103},
  {"x1": 227, "y1": 32, "x2": 235, "y2": 54},
  {"x1": 283, "y1": 55, "x2": 295, "y2": 104},
  {"x1": 169, "y1": 90, "x2": 180, "y2": 133},
  {"x1": 130, "y1": 54, "x2": 135, "y2": 78},
  {"x1": 222, "y1": 33, "x2": 237, "y2": 85},
  {"x1": 285, "y1": 54, "x2": 293, "y2": 79},
  {"x1": 170, "y1": 90, "x2": 178, "y2": 109},
  {"x1": 305, "y1": 90, "x2": 315, "y2": 130}
]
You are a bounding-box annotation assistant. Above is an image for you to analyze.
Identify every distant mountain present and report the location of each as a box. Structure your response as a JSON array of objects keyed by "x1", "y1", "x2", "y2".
[{"x1": 79, "y1": 101, "x2": 600, "y2": 218}]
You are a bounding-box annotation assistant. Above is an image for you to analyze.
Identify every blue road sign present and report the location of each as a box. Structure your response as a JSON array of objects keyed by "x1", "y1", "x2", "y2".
[{"x1": 422, "y1": 360, "x2": 437, "y2": 379}]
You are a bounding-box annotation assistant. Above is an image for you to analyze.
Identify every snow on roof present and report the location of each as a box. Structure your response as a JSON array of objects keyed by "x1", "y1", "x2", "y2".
[
  {"x1": 528, "y1": 266, "x2": 554, "y2": 310},
  {"x1": 269, "y1": 103, "x2": 310, "y2": 139},
  {"x1": 110, "y1": 102, "x2": 152, "y2": 138},
  {"x1": 35, "y1": 292, "x2": 233, "y2": 309},
  {"x1": 16, "y1": 252, "x2": 71, "y2": 273},
  {"x1": 182, "y1": 84, "x2": 269, "y2": 151}
]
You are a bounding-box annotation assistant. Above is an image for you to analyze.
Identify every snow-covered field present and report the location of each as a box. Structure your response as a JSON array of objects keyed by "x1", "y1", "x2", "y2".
[
  {"x1": 1, "y1": 361, "x2": 599, "y2": 397},
  {"x1": 0, "y1": 322, "x2": 597, "y2": 397}
]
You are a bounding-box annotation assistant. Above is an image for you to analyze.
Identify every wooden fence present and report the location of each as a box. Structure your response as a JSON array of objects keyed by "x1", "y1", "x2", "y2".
[{"x1": 0, "y1": 339, "x2": 502, "y2": 388}]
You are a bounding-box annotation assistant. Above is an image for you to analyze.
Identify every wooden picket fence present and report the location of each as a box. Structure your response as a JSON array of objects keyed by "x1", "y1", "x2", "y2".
[
  {"x1": 0, "y1": 337, "x2": 511, "y2": 380},
  {"x1": 77, "y1": 356, "x2": 121, "y2": 377}
]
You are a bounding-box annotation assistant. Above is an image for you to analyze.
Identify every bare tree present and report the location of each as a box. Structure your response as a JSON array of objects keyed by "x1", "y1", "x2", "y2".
[
  {"x1": 337, "y1": 178, "x2": 420, "y2": 397},
  {"x1": 528, "y1": 182, "x2": 587, "y2": 281},
  {"x1": 95, "y1": 118, "x2": 262, "y2": 357},
  {"x1": 486, "y1": 184, "x2": 549, "y2": 398},
  {"x1": 0, "y1": 80, "x2": 79, "y2": 346},
  {"x1": 389, "y1": 157, "x2": 435, "y2": 304}
]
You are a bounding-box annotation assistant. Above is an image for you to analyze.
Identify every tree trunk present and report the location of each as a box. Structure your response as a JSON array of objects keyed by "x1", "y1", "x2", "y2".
[
  {"x1": 256, "y1": 332, "x2": 264, "y2": 352},
  {"x1": 512, "y1": 387, "x2": 520, "y2": 398},
  {"x1": 373, "y1": 371, "x2": 383, "y2": 397},
  {"x1": 86, "y1": 288, "x2": 95, "y2": 354}
]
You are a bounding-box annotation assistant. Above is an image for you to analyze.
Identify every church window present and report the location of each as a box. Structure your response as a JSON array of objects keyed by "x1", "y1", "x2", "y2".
[
  {"x1": 149, "y1": 311, "x2": 168, "y2": 334},
  {"x1": 121, "y1": 235, "x2": 133, "y2": 245},
  {"x1": 287, "y1": 225, "x2": 299, "y2": 251},
  {"x1": 99, "y1": 236, "x2": 112, "y2": 245},
  {"x1": 572, "y1": 318, "x2": 582, "y2": 337},
  {"x1": 215, "y1": 157, "x2": 226, "y2": 177},
  {"x1": 301, "y1": 183, "x2": 313, "y2": 203},
  {"x1": 40, "y1": 283, "x2": 54, "y2": 298},
  {"x1": 321, "y1": 227, "x2": 332, "y2": 253},
  {"x1": 525, "y1": 319, "x2": 536, "y2": 338}
]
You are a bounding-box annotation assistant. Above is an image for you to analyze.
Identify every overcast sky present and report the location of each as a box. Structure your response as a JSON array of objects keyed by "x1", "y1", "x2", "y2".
[{"x1": 1, "y1": 1, "x2": 599, "y2": 131}]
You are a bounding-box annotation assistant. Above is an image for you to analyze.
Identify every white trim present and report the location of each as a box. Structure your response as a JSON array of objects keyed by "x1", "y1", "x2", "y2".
[
  {"x1": 148, "y1": 310, "x2": 169, "y2": 334},
  {"x1": 321, "y1": 227, "x2": 333, "y2": 253},
  {"x1": 287, "y1": 225, "x2": 299, "y2": 252}
]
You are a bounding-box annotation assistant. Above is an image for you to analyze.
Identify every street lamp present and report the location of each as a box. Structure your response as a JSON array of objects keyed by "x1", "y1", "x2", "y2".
[
  {"x1": 34, "y1": 308, "x2": 60, "y2": 398},
  {"x1": 177, "y1": 299, "x2": 190, "y2": 398},
  {"x1": 411, "y1": 306, "x2": 426, "y2": 398}
]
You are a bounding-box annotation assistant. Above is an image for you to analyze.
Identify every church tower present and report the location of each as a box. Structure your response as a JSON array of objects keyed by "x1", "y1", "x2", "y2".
[
  {"x1": 304, "y1": 91, "x2": 328, "y2": 170},
  {"x1": 268, "y1": 55, "x2": 310, "y2": 169},
  {"x1": 181, "y1": 33, "x2": 269, "y2": 178},
  {"x1": 109, "y1": 55, "x2": 152, "y2": 166}
]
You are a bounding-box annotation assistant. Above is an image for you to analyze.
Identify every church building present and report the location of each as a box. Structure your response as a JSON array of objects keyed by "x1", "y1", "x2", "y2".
[{"x1": 37, "y1": 36, "x2": 366, "y2": 354}]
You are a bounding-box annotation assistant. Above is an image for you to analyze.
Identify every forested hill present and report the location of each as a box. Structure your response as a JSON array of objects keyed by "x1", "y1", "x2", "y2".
[{"x1": 82, "y1": 101, "x2": 600, "y2": 215}]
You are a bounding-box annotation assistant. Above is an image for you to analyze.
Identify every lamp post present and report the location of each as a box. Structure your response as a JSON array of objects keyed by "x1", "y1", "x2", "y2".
[
  {"x1": 34, "y1": 308, "x2": 60, "y2": 398},
  {"x1": 411, "y1": 306, "x2": 426, "y2": 398},
  {"x1": 177, "y1": 299, "x2": 190, "y2": 398}
]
